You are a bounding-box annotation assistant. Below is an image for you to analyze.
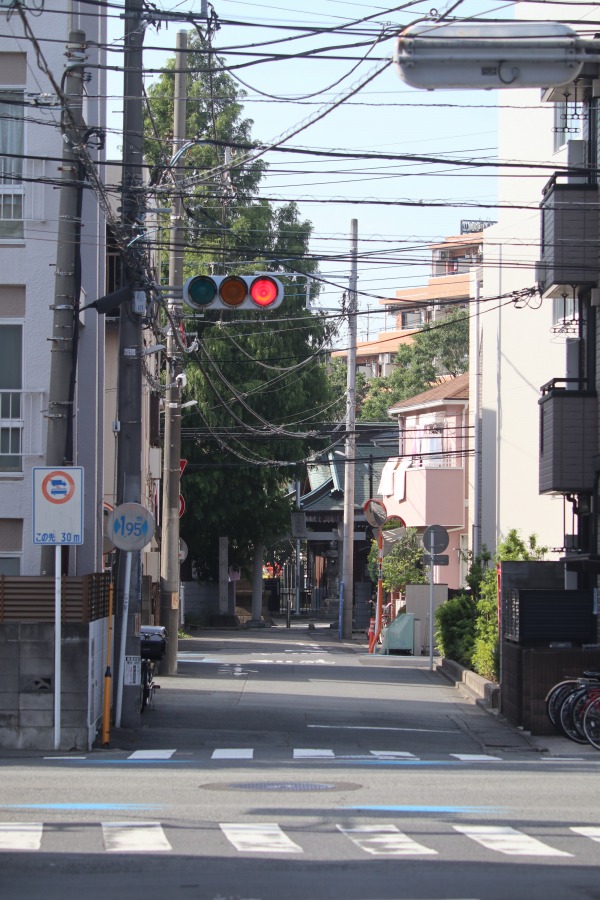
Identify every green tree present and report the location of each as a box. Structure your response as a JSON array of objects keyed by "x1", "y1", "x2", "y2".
[
  {"x1": 368, "y1": 527, "x2": 428, "y2": 595},
  {"x1": 145, "y1": 34, "x2": 338, "y2": 591},
  {"x1": 358, "y1": 309, "x2": 469, "y2": 420}
]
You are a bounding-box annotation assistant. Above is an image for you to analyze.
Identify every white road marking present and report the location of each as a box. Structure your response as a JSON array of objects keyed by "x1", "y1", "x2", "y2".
[
  {"x1": 220, "y1": 823, "x2": 302, "y2": 854},
  {"x1": 338, "y1": 823, "x2": 437, "y2": 856},
  {"x1": 308, "y1": 724, "x2": 458, "y2": 734},
  {"x1": 450, "y1": 754, "x2": 502, "y2": 761},
  {"x1": 102, "y1": 822, "x2": 172, "y2": 853},
  {"x1": 293, "y1": 748, "x2": 335, "y2": 758},
  {"x1": 454, "y1": 825, "x2": 572, "y2": 857},
  {"x1": 370, "y1": 750, "x2": 419, "y2": 759},
  {"x1": 127, "y1": 749, "x2": 176, "y2": 760},
  {"x1": 0, "y1": 823, "x2": 42, "y2": 850},
  {"x1": 211, "y1": 748, "x2": 254, "y2": 759},
  {"x1": 571, "y1": 826, "x2": 600, "y2": 842}
]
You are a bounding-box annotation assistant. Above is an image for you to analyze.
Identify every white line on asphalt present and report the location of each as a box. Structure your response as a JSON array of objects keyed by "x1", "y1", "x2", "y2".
[
  {"x1": 453, "y1": 825, "x2": 572, "y2": 857},
  {"x1": 212, "y1": 749, "x2": 254, "y2": 759},
  {"x1": 127, "y1": 750, "x2": 177, "y2": 760},
  {"x1": 293, "y1": 748, "x2": 336, "y2": 758},
  {"x1": 450, "y1": 754, "x2": 502, "y2": 762},
  {"x1": 337, "y1": 824, "x2": 437, "y2": 856},
  {"x1": 570, "y1": 826, "x2": 600, "y2": 842},
  {"x1": 220, "y1": 823, "x2": 302, "y2": 854},
  {"x1": 370, "y1": 751, "x2": 418, "y2": 759},
  {"x1": 102, "y1": 822, "x2": 172, "y2": 853},
  {"x1": 0, "y1": 823, "x2": 42, "y2": 850},
  {"x1": 307, "y1": 724, "x2": 459, "y2": 734}
]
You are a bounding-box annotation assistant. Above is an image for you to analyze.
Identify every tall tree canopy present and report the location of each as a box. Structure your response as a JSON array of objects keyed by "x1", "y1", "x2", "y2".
[
  {"x1": 358, "y1": 308, "x2": 469, "y2": 421},
  {"x1": 144, "y1": 33, "x2": 340, "y2": 581}
]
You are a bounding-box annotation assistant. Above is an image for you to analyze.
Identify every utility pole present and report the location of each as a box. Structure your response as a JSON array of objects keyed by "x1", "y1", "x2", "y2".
[
  {"x1": 160, "y1": 29, "x2": 188, "y2": 674},
  {"x1": 114, "y1": 0, "x2": 146, "y2": 729},
  {"x1": 341, "y1": 218, "x2": 358, "y2": 639},
  {"x1": 41, "y1": 30, "x2": 86, "y2": 577}
]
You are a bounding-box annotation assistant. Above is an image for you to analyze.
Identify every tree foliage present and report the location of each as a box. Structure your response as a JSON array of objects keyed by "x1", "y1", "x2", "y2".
[
  {"x1": 367, "y1": 527, "x2": 428, "y2": 595},
  {"x1": 434, "y1": 530, "x2": 547, "y2": 682},
  {"x1": 144, "y1": 34, "x2": 339, "y2": 581},
  {"x1": 358, "y1": 309, "x2": 469, "y2": 421}
]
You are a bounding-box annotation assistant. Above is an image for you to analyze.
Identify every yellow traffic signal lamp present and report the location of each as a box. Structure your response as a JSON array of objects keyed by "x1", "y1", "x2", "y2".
[{"x1": 183, "y1": 274, "x2": 284, "y2": 311}]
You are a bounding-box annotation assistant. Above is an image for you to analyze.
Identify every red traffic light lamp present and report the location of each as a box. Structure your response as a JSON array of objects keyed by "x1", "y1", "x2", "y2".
[{"x1": 183, "y1": 274, "x2": 284, "y2": 311}]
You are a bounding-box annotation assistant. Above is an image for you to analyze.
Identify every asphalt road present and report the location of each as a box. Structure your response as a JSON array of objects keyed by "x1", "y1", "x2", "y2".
[{"x1": 1, "y1": 625, "x2": 599, "y2": 900}]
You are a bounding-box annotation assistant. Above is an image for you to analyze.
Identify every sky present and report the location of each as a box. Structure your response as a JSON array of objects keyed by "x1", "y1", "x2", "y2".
[{"x1": 106, "y1": 0, "x2": 506, "y2": 343}]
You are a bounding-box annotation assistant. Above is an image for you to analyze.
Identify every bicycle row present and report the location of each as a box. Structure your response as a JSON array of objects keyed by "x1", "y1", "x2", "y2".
[{"x1": 545, "y1": 669, "x2": 600, "y2": 748}]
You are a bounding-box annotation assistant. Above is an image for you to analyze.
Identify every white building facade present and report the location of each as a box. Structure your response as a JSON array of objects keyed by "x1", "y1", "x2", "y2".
[
  {"x1": 0, "y1": 2, "x2": 107, "y2": 575},
  {"x1": 471, "y1": 1, "x2": 597, "y2": 561}
]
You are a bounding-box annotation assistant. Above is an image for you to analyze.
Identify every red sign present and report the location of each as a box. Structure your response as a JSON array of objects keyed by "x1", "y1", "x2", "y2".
[
  {"x1": 180, "y1": 459, "x2": 187, "y2": 475},
  {"x1": 179, "y1": 495, "x2": 185, "y2": 518}
]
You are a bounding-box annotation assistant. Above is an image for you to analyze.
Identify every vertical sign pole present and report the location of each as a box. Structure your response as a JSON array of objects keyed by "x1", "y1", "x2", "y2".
[
  {"x1": 376, "y1": 528, "x2": 383, "y2": 639},
  {"x1": 54, "y1": 543, "x2": 62, "y2": 750},
  {"x1": 115, "y1": 550, "x2": 132, "y2": 728},
  {"x1": 429, "y1": 556, "x2": 435, "y2": 671}
]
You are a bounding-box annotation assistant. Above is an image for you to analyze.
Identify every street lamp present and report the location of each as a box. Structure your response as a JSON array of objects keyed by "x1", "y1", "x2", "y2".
[{"x1": 394, "y1": 21, "x2": 590, "y2": 91}]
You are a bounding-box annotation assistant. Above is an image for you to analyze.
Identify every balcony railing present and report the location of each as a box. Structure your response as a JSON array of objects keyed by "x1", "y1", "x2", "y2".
[
  {"x1": 539, "y1": 378, "x2": 597, "y2": 494},
  {"x1": 0, "y1": 389, "x2": 46, "y2": 472},
  {"x1": 537, "y1": 176, "x2": 599, "y2": 298}
]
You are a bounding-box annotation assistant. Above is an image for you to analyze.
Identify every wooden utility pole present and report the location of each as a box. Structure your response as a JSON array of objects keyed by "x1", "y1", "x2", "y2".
[{"x1": 41, "y1": 30, "x2": 86, "y2": 577}]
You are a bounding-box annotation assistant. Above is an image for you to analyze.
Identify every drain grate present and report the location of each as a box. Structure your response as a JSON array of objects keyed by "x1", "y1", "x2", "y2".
[{"x1": 233, "y1": 781, "x2": 337, "y2": 791}]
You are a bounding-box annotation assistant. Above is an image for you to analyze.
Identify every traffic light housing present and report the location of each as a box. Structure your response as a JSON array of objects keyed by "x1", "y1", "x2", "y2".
[{"x1": 183, "y1": 274, "x2": 284, "y2": 311}]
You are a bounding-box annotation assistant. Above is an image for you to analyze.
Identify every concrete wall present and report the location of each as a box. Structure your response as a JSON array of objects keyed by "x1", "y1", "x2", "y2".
[{"x1": 0, "y1": 619, "x2": 109, "y2": 751}]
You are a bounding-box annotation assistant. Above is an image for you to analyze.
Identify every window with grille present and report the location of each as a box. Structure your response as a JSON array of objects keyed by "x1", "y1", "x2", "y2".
[
  {"x1": 0, "y1": 91, "x2": 24, "y2": 239},
  {"x1": 0, "y1": 322, "x2": 22, "y2": 471}
]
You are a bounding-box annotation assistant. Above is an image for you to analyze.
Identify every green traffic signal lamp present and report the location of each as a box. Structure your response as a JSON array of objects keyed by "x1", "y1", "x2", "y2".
[{"x1": 183, "y1": 274, "x2": 284, "y2": 311}]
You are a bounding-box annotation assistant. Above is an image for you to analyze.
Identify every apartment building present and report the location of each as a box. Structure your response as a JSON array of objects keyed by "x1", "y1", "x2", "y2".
[
  {"x1": 472, "y1": 1, "x2": 599, "y2": 567},
  {"x1": 333, "y1": 228, "x2": 482, "y2": 379},
  {"x1": 0, "y1": 2, "x2": 107, "y2": 576}
]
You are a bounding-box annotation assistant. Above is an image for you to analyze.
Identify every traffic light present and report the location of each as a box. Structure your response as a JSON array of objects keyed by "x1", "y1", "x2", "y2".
[{"x1": 183, "y1": 274, "x2": 284, "y2": 311}]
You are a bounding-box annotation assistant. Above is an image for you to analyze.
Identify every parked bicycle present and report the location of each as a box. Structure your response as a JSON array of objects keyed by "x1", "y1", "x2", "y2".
[
  {"x1": 545, "y1": 670, "x2": 600, "y2": 747},
  {"x1": 140, "y1": 625, "x2": 167, "y2": 713}
]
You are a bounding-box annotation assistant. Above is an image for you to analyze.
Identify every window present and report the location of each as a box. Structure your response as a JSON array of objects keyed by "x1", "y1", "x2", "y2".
[
  {"x1": 553, "y1": 98, "x2": 582, "y2": 153},
  {"x1": 551, "y1": 293, "x2": 578, "y2": 334},
  {"x1": 0, "y1": 91, "x2": 24, "y2": 239},
  {"x1": 0, "y1": 322, "x2": 22, "y2": 471},
  {"x1": 0, "y1": 556, "x2": 20, "y2": 575}
]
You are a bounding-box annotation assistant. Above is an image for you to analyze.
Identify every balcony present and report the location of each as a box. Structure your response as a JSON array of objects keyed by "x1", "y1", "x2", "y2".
[
  {"x1": 539, "y1": 378, "x2": 597, "y2": 494},
  {"x1": 537, "y1": 177, "x2": 599, "y2": 299}
]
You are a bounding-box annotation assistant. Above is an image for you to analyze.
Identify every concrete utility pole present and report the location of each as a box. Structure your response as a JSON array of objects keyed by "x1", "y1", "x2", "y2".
[
  {"x1": 114, "y1": 0, "x2": 146, "y2": 729},
  {"x1": 341, "y1": 218, "x2": 358, "y2": 639},
  {"x1": 41, "y1": 30, "x2": 86, "y2": 577},
  {"x1": 160, "y1": 29, "x2": 188, "y2": 674}
]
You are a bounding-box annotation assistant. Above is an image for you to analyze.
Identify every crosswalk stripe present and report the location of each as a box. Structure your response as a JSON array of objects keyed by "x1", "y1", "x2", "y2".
[
  {"x1": 293, "y1": 749, "x2": 335, "y2": 759},
  {"x1": 102, "y1": 822, "x2": 172, "y2": 853},
  {"x1": 337, "y1": 824, "x2": 437, "y2": 856},
  {"x1": 211, "y1": 749, "x2": 254, "y2": 759},
  {"x1": 370, "y1": 751, "x2": 418, "y2": 759},
  {"x1": 220, "y1": 823, "x2": 302, "y2": 853},
  {"x1": 127, "y1": 750, "x2": 177, "y2": 760},
  {"x1": 570, "y1": 826, "x2": 600, "y2": 842},
  {"x1": 0, "y1": 823, "x2": 43, "y2": 850},
  {"x1": 453, "y1": 825, "x2": 572, "y2": 857},
  {"x1": 450, "y1": 754, "x2": 502, "y2": 762}
]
